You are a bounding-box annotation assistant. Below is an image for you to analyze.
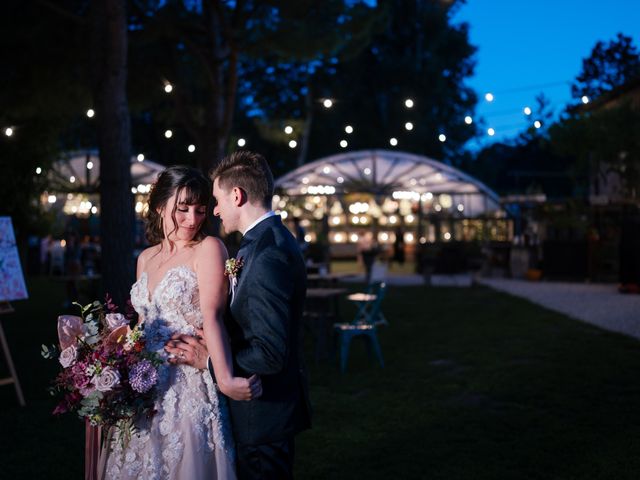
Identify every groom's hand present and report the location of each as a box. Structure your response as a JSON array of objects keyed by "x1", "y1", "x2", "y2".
[{"x1": 165, "y1": 328, "x2": 208, "y2": 370}]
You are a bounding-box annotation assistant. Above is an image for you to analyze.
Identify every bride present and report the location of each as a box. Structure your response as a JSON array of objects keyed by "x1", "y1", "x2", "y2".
[{"x1": 101, "y1": 165, "x2": 261, "y2": 479}]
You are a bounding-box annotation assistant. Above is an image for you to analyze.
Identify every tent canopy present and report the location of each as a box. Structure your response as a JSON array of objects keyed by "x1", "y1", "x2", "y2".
[
  {"x1": 275, "y1": 150, "x2": 503, "y2": 217},
  {"x1": 48, "y1": 150, "x2": 165, "y2": 193}
]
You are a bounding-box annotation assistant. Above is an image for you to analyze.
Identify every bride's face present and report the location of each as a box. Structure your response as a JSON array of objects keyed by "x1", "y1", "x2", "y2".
[{"x1": 161, "y1": 189, "x2": 207, "y2": 242}]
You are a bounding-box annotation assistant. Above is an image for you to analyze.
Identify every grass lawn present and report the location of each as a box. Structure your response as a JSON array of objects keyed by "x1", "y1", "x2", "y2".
[{"x1": 2, "y1": 276, "x2": 640, "y2": 479}]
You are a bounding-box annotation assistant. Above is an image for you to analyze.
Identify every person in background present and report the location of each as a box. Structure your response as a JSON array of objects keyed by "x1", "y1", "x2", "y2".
[{"x1": 292, "y1": 216, "x2": 308, "y2": 255}]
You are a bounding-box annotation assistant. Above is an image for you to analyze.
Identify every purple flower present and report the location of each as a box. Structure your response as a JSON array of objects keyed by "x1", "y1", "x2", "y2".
[{"x1": 129, "y1": 360, "x2": 158, "y2": 393}]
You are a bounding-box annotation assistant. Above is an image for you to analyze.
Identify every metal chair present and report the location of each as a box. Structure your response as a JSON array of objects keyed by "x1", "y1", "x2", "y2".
[{"x1": 334, "y1": 283, "x2": 386, "y2": 372}]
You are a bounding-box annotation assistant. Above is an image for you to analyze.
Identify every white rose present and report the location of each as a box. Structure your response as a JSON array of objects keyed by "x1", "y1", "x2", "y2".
[
  {"x1": 105, "y1": 313, "x2": 128, "y2": 330},
  {"x1": 59, "y1": 345, "x2": 78, "y2": 368},
  {"x1": 92, "y1": 366, "x2": 121, "y2": 392}
]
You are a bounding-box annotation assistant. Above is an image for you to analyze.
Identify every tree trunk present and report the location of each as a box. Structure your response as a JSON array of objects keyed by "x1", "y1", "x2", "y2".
[
  {"x1": 297, "y1": 82, "x2": 314, "y2": 167},
  {"x1": 91, "y1": 0, "x2": 134, "y2": 307}
]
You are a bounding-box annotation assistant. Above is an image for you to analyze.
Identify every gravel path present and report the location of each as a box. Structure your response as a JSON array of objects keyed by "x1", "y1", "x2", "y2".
[{"x1": 477, "y1": 278, "x2": 640, "y2": 340}]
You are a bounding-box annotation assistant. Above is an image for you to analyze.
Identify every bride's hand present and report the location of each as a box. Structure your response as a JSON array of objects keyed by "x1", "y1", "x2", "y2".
[
  {"x1": 165, "y1": 330, "x2": 208, "y2": 370},
  {"x1": 219, "y1": 374, "x2": 262, "y2": 401}
]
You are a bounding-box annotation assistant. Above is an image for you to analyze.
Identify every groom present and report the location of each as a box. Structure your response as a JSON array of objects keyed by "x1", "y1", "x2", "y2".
[{"x1": 170, "y1": 150, "x2": 311, "y2": 479}]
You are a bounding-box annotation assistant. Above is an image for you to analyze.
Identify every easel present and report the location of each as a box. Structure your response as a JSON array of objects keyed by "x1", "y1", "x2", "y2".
[{"x1": 0, "y1": 301, "x2": 25, "y2": 406}]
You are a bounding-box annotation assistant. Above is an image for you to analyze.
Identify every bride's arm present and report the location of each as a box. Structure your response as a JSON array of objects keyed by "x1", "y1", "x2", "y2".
[
  {"x1": 134, "y1": 249, "x2": 148, "y2": 326},
  {"x1": 196, "y1": 237, "x2": 259, "y2": 401}
]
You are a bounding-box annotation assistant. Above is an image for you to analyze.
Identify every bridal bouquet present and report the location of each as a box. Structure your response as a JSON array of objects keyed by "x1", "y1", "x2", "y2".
[{"x1": 42, "y1": 296, "x2": 163, "y2": 443}]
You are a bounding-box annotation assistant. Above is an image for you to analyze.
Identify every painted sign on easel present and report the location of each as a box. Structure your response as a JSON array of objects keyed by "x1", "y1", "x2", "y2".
[{"x1": 0, "y1": 217, "x2": 28, "y2": 302}]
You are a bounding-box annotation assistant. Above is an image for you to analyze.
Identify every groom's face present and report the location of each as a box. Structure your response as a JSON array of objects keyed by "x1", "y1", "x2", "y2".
[{"x1": 212, "y1": 178, "x2": 240, "y2": 233}]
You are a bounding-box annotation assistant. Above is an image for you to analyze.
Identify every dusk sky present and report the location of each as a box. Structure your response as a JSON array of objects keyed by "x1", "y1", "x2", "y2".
[{"x1": 453, "y1": 0, "x2": 640, "y2": 148}]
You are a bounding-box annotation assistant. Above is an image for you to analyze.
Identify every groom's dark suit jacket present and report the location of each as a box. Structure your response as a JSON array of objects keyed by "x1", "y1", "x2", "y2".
[{"x1": 211, "y1": 214, "x2": 311, "y2": 446}]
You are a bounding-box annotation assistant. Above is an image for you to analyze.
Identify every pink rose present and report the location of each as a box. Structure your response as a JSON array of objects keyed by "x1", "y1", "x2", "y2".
[
  {"x1": 105, "y1": 313, "x2": 128, "y2": 330},
  {"x1": 91, "y1": 366, "x2": 120, "y2": 392},
  {"x1": 59, "y1": 345, "x2": 78, "y2": 368}
]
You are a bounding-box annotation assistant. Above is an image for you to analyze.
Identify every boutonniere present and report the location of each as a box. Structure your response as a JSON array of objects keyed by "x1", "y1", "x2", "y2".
[{"x1": 224, "y1": 257, "x2": 244, "y2": 280}]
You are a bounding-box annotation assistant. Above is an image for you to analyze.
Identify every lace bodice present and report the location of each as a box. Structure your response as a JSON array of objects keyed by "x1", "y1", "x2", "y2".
[
  {"x1": 131, "y1": 265, "x2": 203, "y2": 354},
  {"x1": 103, "y1": 265, "x2": 235, "y2": 480}
]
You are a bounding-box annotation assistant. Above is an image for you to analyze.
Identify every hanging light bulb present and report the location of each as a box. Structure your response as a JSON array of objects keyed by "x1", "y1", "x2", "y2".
[
  {"x1": 464, "y1": 116, "x2": 473, "y2": 125},
  {"x1": 137, "y1": 153, "x2": 145, "y2": 162},
  {"x1": 164, "y1": 129, "x2": 173, "y2": 138},
  {"x1": 438, "y1": 134, "x2": 446, "y2": 142},
  {"x1": 4, "y1": 127, "x2": 13, "y2": 137},
  {"x1": 237, "y1": 138, "x2": 246, "y2": 147},
  {"x1": 485, "y1": 93, "x2": 494, "y2": 102},
  {"x1": 188, "y1": 144, "x2": 196, "y2": 152},
  {"x1": 581, "y1": 95, "x2": 589, "y2": 104},
  {"x1": 323, "y1": 99, "x2": 333, "y2": 108},
  {"x1": 164, "y1": 83, "x2": 173, "y2": 93},
  {"x1": 404, "y1": 98, "x2": 414, "y2": 108},
  {"x1": 534, "y1": 120, "x2": 542, "y2": 129},
  {"x1": 345, "y1": 125, "x2": 353, "y2": 134},
  {"x1": 389, "y1": 137, "x2": 398, "y2": 146},
  {"x1": 524, "y1": 107, "x2": 532, "y2": 115},
  {"x1": 86, "y1": 109, "x2": 95, "y2": 118},
  {"x1": 284, "y1": 125, "x2": 293, "y2": 134},
  {"x1": 289, "y1": 140, "x2": 297, "y2": 148},
  {"x1": 340, "y1": 140, "x2": 348, "y2": 148},
  {"x1": 487, "y1": 128, "x2": 495, "y2": 136},
  {"x1": 405, "y1": 122, "x2": 414, "y2": 131}
]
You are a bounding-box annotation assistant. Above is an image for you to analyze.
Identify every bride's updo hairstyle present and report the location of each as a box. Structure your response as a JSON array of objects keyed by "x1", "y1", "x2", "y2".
[{"x1": 145, "y1": 165, "x2": 211, "y2": 246}]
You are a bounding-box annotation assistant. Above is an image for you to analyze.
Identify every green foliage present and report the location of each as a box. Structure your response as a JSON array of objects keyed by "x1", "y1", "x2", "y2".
[
  {"x1": 571, "y1": 33, "x2": 640, "y2": 102},
  {"x1": 549, "y1": 104, "x2": 640, "y2": 198}
]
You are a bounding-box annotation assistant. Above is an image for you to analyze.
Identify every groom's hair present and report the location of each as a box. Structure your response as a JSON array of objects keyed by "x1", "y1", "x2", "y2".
[{"x1": 210, "y1": 150, "x2": 274, "y2": 208}]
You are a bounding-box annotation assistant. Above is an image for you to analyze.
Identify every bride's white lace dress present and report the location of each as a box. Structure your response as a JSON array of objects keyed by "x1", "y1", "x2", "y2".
[{"x1": 102, "y1": 265, "x2": 236, "y2": 479}]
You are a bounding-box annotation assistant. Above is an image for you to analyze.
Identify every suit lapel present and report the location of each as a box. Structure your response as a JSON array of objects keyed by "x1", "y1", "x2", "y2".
[{"x1": 231, "y1": 215, "x2": 281, "y2": 305}]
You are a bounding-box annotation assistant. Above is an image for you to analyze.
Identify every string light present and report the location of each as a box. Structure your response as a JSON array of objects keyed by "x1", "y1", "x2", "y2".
[
  {"x1": 188, "y1": 144, "x2": 196, "y2": 152},
  {"x1": 137, "y1": 153, "x2": 145, "y2": 162},
  {"x1": 4, "y1": 127, "x2": 13, "y2": 137},
  {"x1": 404, "y1": 122, "x2": 413, "y2": 131},
  {"x1": 523, "y1": 107, "x2": 532, "y2": 115},
  {"x1": 340, "y1": 140, "x2": 348, "y2": 148},
  {"x1": 289, "y1": 140, "x2": 297, "y2": 148},
  {"x1": 323, "y1": 99, "x2": 333, "y2": 108},
  {"x1": 485, "y1": 93, "x2": 494, "y2": 102},
  {"x1": 164, "y1": 83, "x2": 173, "y2": 93},
  {"x1": 86, "y1": 109, "x2": 95, "y2": 118},
  {"x1": 534, "y1": 120, "x2": 542, "y2": 129},
  {"x1": 284, "y1": 125, "x2": 293, "y2": 134},
  {"x1": 164, "y1": 129, "x2": 173, "y2": 138},
  {"x1": 86, "y1": 161, "x2": 94, "y2": 170},
  {"x1": 389, "y1": 137, "x2": 398, "y2": 146},
  {"x1": 438, "y1": 134, "x2": 446, "y2": 142},
  {"x1": 345, "y1": 125, "x2": 353, "y2": 134},
  {"x1": 487, "y1": 128, "x2": 495, "y2": 136},
  {"x1": 404, "y1": 99, "x2": 414, "y2": 108},
  {"x1": 464, "y1": 116, "x2": 473, "y2": 125},
  {"x1": 69, "y1": 176, "x2": 76, "y2": 183},
  {"x1": 337, "y1": 176, "x2": 344, "y2": 183},
  {"x1": 581, "y1": 95, "x2": 589, "y2": 104},
  {"x1": 36, "y1": 167, "x2": 42, "y2": 175},
  {"x1": 237, "y1": 138, "x2": 246, "y2": 147}
]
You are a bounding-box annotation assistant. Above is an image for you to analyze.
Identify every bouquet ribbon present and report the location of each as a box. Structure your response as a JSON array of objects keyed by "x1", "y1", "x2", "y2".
[{"x1": 85, "y1": 420, "x2": 102, "y2": 480}]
